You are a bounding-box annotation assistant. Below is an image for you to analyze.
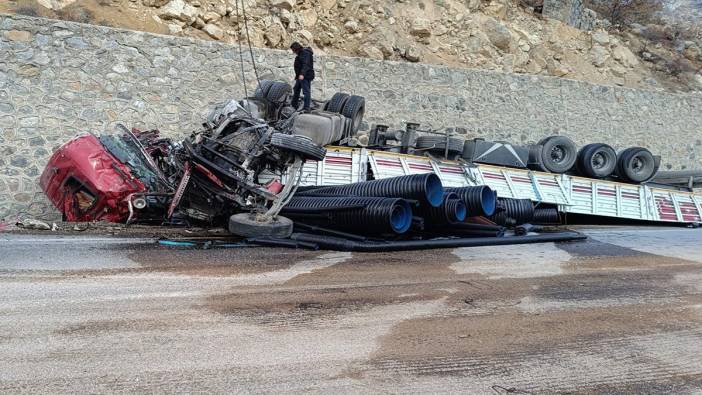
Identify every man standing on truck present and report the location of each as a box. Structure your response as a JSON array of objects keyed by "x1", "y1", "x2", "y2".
[{"x1": 290, "y1": 42, "x2": 315, "y2": 112}]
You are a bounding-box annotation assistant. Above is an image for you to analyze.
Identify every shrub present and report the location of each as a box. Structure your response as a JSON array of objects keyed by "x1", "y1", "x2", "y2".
[
  {"x1": 586, "y1": 0, "x2": 663, "y2": 26},
  {"x1": 15, "y1": 6, "x2": 40, "y2": 17}
]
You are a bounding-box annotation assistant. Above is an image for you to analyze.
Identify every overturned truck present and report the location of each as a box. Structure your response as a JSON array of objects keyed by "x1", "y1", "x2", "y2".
[{"x1": 40, "y1": 80, "x2": 702, "y2": 249}]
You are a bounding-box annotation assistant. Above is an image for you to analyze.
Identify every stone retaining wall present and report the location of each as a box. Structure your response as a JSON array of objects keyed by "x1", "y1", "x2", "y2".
[{"x1": 1, "y1": 13, "x2": 701, "y2": 220}]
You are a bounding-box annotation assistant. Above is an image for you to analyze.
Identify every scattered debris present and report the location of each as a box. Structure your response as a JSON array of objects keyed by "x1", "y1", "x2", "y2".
[{"x1": 15, "y1": 218, "x2": 52, "y2": 231}]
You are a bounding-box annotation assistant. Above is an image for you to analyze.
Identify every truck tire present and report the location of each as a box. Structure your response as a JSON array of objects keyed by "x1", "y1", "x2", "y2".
[
  {"x1": 341, "y1": 95, "x2": 366, "y2": 136},
  {"x1": 254, "y1": 80, "x2": 274, "y2": 99},
  {"x1": 617, "y1": 147, "x2": 656, "y2": 183},
  {"x1": 577, "y1": 143, "x2": 617, "y2": 179},
  {"x1": 527, "y1": 144, "x2": 548, "y2": 172},
  {"x1": 324, "y1": 92, "x2": 350, "y2": 113},
  {"x1": 229, "y1": 213, "x2": 293, "y2": 238},
  {"x1": 270, "y1": 133, "x2": 326, "y2": 161},
  {"x1": 267, "y1": 81, "x2": 292, "y2": 103},
  {"x1": 539, "y1": 136, "x2": 577, "y2": 173}
]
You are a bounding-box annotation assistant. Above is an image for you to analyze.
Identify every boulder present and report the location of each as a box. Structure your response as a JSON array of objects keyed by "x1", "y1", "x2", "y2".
[
  {"x1": 264, "y1": 20, "x2": 287, "y2": 46},
  {"x1": 159, "y1": 0, "x2": 198, "y2": 23},
  {"x1": 203, "y1": 11, "x2": 222, "y2": 23},
  {"x1": 591, "y1": 45, "x2": 610, "y2": 67},
  {"x1": 410, "y1": 18, "x2": 432, "y2": 37},
  {"x1": 270, "y1": 0, "x2": 295, "y2": 10},
  {"x1": 344, "y1": 19, "x2": 359, "y2": 33},
  {"x1": 360, "y1": 45, "x2": 385, "y2": 60},
  {"x1": 203, "y1": 23, "x2": 225, "y2": 40},
  {"x1": 482, "y1": 17, "x2": 512, "y2": 51},
  {"x1": 404, "y1": 45, "x2": 421, "y2": 62},
  {"x1": 611, "y1": 45, "x2": 639, "y2": 68},
  {"x1": 592, "y1": 30, "x2": 609, "y2": 46}
]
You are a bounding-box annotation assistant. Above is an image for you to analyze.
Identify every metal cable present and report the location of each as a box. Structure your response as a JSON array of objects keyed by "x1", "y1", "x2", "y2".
[
  {"x1": 240, "y1": 0, "x2": 261, "y2": 87},
  {"x1": 233, "y1": 0, "x2": 248, "y2": 99}
]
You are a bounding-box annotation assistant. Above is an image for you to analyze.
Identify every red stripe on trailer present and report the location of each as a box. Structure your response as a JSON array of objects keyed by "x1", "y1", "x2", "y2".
[
  {"x1": 325, "y1": 158, "x2": 352, "y2": 165},
  {"x1": 440, "y1": 167, "x2": 464, "y2": 174},
  {"x1": 483, "y1": 174, "x2": 506, "y2": 181},
  {"x1": 408, "y1": 164, "x2": 433, "y2": 171},
  {"x1": 375, "y1": 160, "x2": 403, "y2": 168},
  {"x1": 538, "y1": 180, "x2": 560, "y2": 187}
]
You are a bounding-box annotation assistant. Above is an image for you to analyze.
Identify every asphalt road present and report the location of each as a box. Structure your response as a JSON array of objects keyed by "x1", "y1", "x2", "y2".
[{"x1": 1, "y1": 227, "x2": 702, "y2": 393}]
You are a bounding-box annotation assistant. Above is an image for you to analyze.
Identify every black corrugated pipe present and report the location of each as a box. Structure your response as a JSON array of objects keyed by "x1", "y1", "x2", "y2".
[
  {"x1": 418, "y1": 192, "x2": 467, "y2": 225},
  {"x1": 490, "y1": 198, "x2": 535, "y2": 226},
  {"x1": 445, "y1": 186, "x2": 497, "y2": 217},
  {"x1": 282, "y1": 196, "x2": 413, "y2": 234},
  {"x1": 296, "y1": 174, "x2": 444, "y2": 207},
  {"x1": 533, "y1": 207, "x2": 561, "y2": 224},
  {"x1": 290, "y1": 231, "x2": 587, "y2": 252}
]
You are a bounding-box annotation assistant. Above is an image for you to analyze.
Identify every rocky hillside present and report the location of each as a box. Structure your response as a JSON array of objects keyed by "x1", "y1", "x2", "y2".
[{"x1": 2, "y1": 0, "x2": 701, "y2": 92}]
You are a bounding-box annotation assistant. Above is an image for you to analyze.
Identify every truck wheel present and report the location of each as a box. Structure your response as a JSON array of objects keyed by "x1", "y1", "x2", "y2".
[
  {"x1": 229, "y1": 213, "x2": 293, "y2": 238},
  {"x1": 254, "y1": 80, "x2": 274, "y2": 99},
  {"x1": 270, "y1": 133, "x2": 326, "y2": 161},
  {"x1": 617, "y1": 147, "x2": 656, "y2": 183},
  {"x1": 540, "y1": 136, "x2": 577, "y2": 173},
  {"x1": 527, "y1": 144, "x2": 548, "y2": 172},
  {"x1": 324, "y1": 92, "x2": 350, "y2": 113},
  {"x1": 267, "y1": 81, "x2": 292, "y2": 103},
  {"x1": 577, "y1": 143, "x2": 617, "y2": 178},
  {"x1": 341, "y1": 95, "x2": 366, "y2": 136}
]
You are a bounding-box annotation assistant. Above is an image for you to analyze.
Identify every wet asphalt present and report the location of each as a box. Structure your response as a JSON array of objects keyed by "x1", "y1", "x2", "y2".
[{"x1": 1, "y1": 227, "x2": 702, "y2": 393}]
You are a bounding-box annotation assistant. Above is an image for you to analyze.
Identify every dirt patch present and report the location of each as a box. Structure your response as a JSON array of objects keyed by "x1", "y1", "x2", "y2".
[
  {"x1": 207, "y1": 284, "x2": 450, "y2": 316},
  {"x1": 567, "y1": 254, "x2": 698, "y2": 272},
  {"x1": 205, "y1": 249, "x2": 463, "y2": 320},
  {"x1": 367, "y1": 251, "x2": 702, "y2": 378},
  {"x1": 371, "y1": 299, "x2": 702, "y2": 362}
]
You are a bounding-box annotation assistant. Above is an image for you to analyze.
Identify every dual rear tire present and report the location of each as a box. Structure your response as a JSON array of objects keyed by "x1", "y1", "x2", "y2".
[{"x1": 324, "y1": 92, "x2": 365, "y2": 137}]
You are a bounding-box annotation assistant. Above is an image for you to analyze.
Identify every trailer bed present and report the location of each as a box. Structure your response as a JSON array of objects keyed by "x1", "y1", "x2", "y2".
[{"x1": 289, "y1": 147, "x2": 702, "y2": 225}]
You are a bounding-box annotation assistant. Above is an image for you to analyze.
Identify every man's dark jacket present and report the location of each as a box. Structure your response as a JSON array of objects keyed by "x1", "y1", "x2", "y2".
[{"x1": 294, "y1": 47, "x2": 315, "y2": 81}]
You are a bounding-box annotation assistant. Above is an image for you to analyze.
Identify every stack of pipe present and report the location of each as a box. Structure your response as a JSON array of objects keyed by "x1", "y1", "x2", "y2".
[
  {"x1": 297, "y1": 173, "x2": 444, "y2": 207},
  {"x1": 489, "y1": 198, "x2": 535, "y2": 226},
  {"x1": 286, "y1": 174, "x2": 509, "y2": 239},
  {"x1": 282, "y1": 196, "x2": 413, "y2": 234},
  {"x1": 417, "y1": 192, "x2": 467, "y2": 225},
  {"x1": 445, "y1": 186, "x2": 497, "y2": 217}
]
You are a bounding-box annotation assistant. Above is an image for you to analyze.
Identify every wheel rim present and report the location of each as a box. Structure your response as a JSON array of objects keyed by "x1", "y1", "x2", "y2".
[
  {"x1": 550, "y1": 146, "x2": 565, "y2": 163},
  {"x1": 591, "y1": 152, "x2": 606, "y2": 170},
  {"x1": 631, "y1": 156, "x2": 644, "y2": 174}
]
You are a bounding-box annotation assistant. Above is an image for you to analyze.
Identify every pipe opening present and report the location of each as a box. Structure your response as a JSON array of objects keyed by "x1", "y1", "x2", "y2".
[
  {"x1": 481, "y1": 187, "x2": 497, "y2": 216},
  {"x1": 424, "y1": 174, "x2": 444, "y2": 207}
]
